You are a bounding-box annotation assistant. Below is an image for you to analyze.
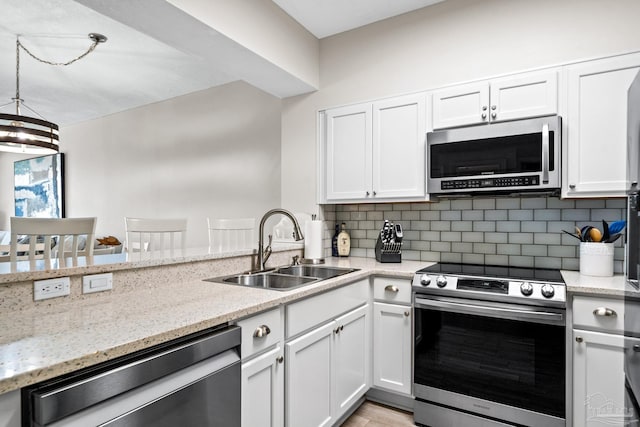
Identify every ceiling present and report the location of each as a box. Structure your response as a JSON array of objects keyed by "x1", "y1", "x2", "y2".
[{"x1": 0, "y1": 0, "x2": 443, "y2": 127}]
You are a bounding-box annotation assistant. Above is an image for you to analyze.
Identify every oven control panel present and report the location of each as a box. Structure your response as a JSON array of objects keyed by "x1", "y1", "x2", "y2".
[{"x1": 414, "y1": 273, "x2": 566, "y2": 304}]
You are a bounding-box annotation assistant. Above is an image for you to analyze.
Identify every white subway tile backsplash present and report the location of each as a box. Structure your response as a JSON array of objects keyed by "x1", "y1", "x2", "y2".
[
  {"x1": 496, "y1": 199, "x2": 520, "y2": 210},
  {"x1": 533, "y1": 233, "x2": 561, "y2": 246},
  {"x1": 441, "y1": 232, "x2": 462, "y2": 242},
  {"x1": 509, "y1": 233, "x2": 534, "y2": 244},
  {"x1": 441, "y1": 210, "x2": 462, "y2": 221},
  {"x1": 509, "y1": 210, "x2": 534, "y2": 221},
  {"x1": 462, "y1": 210, "x2": 484, "y2": 221},
  {"x1": 473, "y1": 221, "x2": 496, "y2": 232},
  {"x1": 485, "y1": 210, "x2": 508, "y2": 221},
  {"x1": 431, "y1": 221, "x2": 451, "y2": 231},
  {"x1": 521, "y1": 221, "x2": 547, "y2": 233},
  {"x1": 333, "y1": 195, "x2": 624, "y2": 273},
  {"x1": 451, "y1": 221, "x2": 473, "y2": 232},
  {"x1": 496, "y1": 221, "x2": 520, "y2": 232},
  {"x1": 521, "y1": 198, "x2": 547, "y2": 209},
  {"x1": 534, "y1": 209, "x2": 561, "y2": 221},
  {"x1": 420, "y1": 210, "x2": 440, "y2": 221},
  {"x1": 522, "y1": 244, "x2": 547, "y2": 257},
  {"x1": 473, "y1": 199, "x2": 496, "y2": 210},
  {"x1": 451, "y1": 200, "x2": 473, "y2": 210},
  {"x1": 461, "y1": 232, "x2": 484, "y2": 243}
]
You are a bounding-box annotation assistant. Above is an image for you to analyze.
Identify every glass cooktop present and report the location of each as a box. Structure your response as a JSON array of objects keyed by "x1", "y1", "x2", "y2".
[{"x1": 417, "y1": 263, "x2": 565, "y2": 284}]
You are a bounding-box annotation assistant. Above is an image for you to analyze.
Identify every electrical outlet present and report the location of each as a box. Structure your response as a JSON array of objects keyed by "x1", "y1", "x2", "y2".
[
  {"x1": 82, "y1": 273, "x2": 113, "y2": 294},
  {"x1": 34, "y1": 277, "x2": 71, "y2": 301}
]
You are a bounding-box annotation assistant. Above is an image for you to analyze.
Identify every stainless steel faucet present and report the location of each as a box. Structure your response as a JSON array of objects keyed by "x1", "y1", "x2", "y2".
[{"x1": 257, "y1": 208, "x2": 304, "y2": 271}]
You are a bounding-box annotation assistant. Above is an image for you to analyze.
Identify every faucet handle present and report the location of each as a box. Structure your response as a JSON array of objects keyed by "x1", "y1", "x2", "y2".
[{"x1": 292, "y1": 255, "x2": 300, "y2": 266}]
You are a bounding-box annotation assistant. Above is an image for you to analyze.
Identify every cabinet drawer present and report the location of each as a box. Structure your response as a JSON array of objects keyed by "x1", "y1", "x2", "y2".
[
  {"x1": 372, "y1": 277, "x2": 411, "y2": 304},
  {"x1": 573, "y1": 296, "x2": 625, "y2": 333},
  {"x1": 236, "y1": 307, "x2": 283, "y2": 359},
  {"x1": 286, "y1": 280, "x2": 369, "y2": 339}
]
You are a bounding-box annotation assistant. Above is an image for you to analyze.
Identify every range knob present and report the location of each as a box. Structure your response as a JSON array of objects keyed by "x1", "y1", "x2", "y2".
[
  {"x1": 436, "y1": 275, "x2": 447, "y2": 288},
  {"x1": 520, "y1": 282, "x2": 533, "y2": 296},
  {"x1": 541, "y1": 284, "x2": 555, "y2": 298},
  {"x1": 420, "y1": 274, "x2": 431, "y2": 286}
]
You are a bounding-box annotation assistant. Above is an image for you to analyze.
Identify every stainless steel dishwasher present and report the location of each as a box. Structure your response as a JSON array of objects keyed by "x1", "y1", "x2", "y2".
[{"x1": 22, "y1": 325, "x2": 241, "y2": 427}]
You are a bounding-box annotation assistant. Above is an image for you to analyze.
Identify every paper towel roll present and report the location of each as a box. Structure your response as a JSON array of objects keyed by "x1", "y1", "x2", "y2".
[{"x1": 304, "y1": 220, "x2": 324, "y2": 260}]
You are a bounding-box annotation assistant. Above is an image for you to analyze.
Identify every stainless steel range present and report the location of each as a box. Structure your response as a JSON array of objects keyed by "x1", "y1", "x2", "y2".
[{"x1": 412, "y1": 263, "x2": 566, "y2": 427}]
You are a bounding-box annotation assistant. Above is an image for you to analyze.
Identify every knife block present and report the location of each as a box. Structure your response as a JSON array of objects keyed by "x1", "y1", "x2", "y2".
[{"x1": 375, "y1": 235, "x2": 402, "y2": 263}]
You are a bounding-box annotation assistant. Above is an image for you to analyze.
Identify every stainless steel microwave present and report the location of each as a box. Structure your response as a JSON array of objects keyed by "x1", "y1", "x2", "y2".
[{"x1": 427, "y1": 116, "x2": 562, "y2": 195}]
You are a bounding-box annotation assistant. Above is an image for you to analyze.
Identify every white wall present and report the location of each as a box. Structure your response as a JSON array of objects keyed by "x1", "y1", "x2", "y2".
[
  {"x1": 281, "y1": 0, "x2": 640, "y2": 213},
  {"x1": 0, "y1": 81, "x2": 283, "y2": 248}
]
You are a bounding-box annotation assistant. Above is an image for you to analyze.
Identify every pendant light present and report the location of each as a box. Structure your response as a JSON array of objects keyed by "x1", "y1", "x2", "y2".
[{"x1": 0, "y1": 33, "x2": 107, "y2": 155}]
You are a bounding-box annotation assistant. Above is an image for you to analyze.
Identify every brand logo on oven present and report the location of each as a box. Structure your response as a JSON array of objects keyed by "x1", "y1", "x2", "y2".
[{"x1": 585, "y1": 393, "x2": 639, "y2": 425}]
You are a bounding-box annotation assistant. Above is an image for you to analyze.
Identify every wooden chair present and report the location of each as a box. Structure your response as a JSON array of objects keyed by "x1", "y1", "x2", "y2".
[
  {"x1": 207, "y1": 218, "x2": 255, "y2": 253},
  {"x1": 124, "y1": 217, "x2": 187, "y2": 258},
  {"x1": 9, "y1": 217, "x2": 97, "y2": 268}
]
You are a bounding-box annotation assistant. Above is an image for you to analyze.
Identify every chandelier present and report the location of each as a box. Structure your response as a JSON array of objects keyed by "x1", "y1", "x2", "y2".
[{"x1": 0, "y1": 33, "x2": 107, "y2": 154}]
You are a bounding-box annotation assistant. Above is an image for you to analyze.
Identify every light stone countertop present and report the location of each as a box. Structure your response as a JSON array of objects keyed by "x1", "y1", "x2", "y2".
[
  {"x1": 562, "y1": 270, "x2": 640, "y2": 299},
  {"x1": 1, "y1": 255, "x2": 634, "y2": 396},
  {"x1": 0, "y1": 257, "x2": 427, "y2": 394}
]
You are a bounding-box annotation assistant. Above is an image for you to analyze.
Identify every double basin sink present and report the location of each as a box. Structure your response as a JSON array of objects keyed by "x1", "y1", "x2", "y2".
[{"x1": 204, "y1": 265, "x2": 359, "y2": 291}]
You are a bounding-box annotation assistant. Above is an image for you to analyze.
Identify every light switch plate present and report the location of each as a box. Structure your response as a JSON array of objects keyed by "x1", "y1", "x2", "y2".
[
  {"x1": 34, "y1": 277, "x2": 71, "y2": 301},
  {"x1": 82, "y1": 273, "x2": 113, "y2": 294}
]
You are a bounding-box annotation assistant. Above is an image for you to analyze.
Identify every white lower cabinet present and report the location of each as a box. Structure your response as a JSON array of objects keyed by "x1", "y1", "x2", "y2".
[
  {"x1": 372, "y1": 302, "x2": 412, "y2": 395},
  {"x1": 572, "y1": 295, "x2": 640, "y2": 426},
  {"x1": 241, "y1": 345, "x2": 284, "y2": 427},
  {"x1": 285, "y1": 304, "x2": 370, "y2": 427}
]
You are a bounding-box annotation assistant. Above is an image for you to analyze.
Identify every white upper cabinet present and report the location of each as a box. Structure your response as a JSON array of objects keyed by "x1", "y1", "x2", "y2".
[
  {"x1": 432, "y1": 70, "x2": 558, "y2": 129},
  {"x1": 325, "y1": 103, "x2": 373, "y2": 201},
  {"x1": 372, "y1": 94, "x2": 427, "y2": 199},
  {"x1": 432, "y1": 81, "x2": 489, "y2": 128},
  {"x1": 562, "y1": 53, "x2": 640, "y2": 198},
  {"x1": 322, "y1": 93, "x2": 427, "y2": 203}
]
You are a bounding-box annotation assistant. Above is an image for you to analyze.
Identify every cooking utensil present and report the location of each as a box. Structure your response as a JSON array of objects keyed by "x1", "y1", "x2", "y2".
[
  {"x1": 605, "y1": 233, "x2": 623, "y2": 243},
  {"x1": 602, "y1": 220, "x2": 610, "y2": 242},
  {"x1": 589, "y1": 227, "x2": 603, "y2": 242},
  {"x1": 609, "y1": 220, "x2": 626, "y2": 235},
  {"x1": 563, "y1": 230, "x2": 582, "y2": 241}
]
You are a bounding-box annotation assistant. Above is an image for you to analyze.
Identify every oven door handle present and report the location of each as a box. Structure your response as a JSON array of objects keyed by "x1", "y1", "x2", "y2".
[
  {"x1": 542, "y1": 123, "x2": 550, "y2": 184},
  {"x1": 414, "y1": 296, "x2": 564, "y2": 324}
]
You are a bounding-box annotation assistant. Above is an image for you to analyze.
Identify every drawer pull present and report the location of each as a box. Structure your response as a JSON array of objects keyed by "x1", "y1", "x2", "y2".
[
  {"x1": 593, "y1": 307, "x2": 617, "y2": 317},
  {"x1": 385, "y1": 285, "x2": 399, "y2": 293},
  {"x1": 253, "y1": 325, "x2": 271, "y2": 338},
  {"x1": 634, "y1": 345, "x2": 640, "y2": 353},
  {"x1": 334, "y1": 326, "x2": 340, "y2": 335},
  {"x1": 404, "y1": 311, "x2": 410, "y2": 317},
  {"x1": 576, "y1": 336, "x2": 583, "y2": 343},
  {"x1": 277, "y1": 356, "x2": 284, "y2": 364}
]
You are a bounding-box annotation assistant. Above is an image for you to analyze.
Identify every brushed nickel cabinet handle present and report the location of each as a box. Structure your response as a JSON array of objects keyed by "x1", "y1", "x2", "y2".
[
  {"x1": 277, "y1": 356, "x2": 284, "y2": 364},
  {"x1": 253, "y1": 325, "x2": 271, "y2": 338},
  {"x1": 385, "y1": 285, "x2": 399, "y2": 293},
  {"x1": 576, "y1": 336, "x2": 583, "y2": 343},
  {"x1": 634, "y1": 345, "x2": 640, "y2": 352},
  {"x1": 593, "y1": 307, "x2": 617, "y2": 317},
  {"x1": 334, "y1": 326, "x2": 341, "y2": 335},
  {"x1": 404, "y1": 311, "x2": 410, "y2": 317}
]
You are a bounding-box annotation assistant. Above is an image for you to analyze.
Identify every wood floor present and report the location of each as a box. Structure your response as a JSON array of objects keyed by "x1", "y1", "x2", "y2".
[{"x1": 341, "y1": 401, "x2": 415, "y2": 427}]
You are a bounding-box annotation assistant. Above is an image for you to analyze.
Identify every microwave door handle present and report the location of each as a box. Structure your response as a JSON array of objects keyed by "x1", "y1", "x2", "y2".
[{"x1": 542, "y1": 123, "x2": 550, "y2": 184}]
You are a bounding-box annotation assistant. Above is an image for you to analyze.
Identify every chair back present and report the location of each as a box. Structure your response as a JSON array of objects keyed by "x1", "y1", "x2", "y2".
[
  {"x1": 207, "y1": 218, "x2": 255, "y2": 253},
  {"x1": 9, "y1": 217, "x2": 97, "y2": 268},
  {"x1": 125, "y1": 217, "x2": 187, "y2": 258}
]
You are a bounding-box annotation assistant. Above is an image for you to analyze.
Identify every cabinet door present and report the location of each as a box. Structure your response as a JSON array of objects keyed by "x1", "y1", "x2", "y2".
[
  {"x1": 565, "y1": 53, "x2": 640, "y2": 197},
  {"x1": 242, "y1": 346, "x2": 284, "y2": 427},
  {"x1": 333, "y1": 304, "x2": 370, "y2": 419},
  {"x1": 372, "y1": 94, "x2": 427, "y2": 199},
  {"x1": 325, "y1": 103, "x2": 373, "y2": 201},
  {"x1": 432, "y1": 82, "x2": 489, "y2": 129},
  {"x1": 372, "y1": 302, "x2": 412, "y2": 395},
  {"x1": 285, "y1": 322, "x2": 335, "y2": 427},
  {"x1": 489, "y1": 70, "x2": 558, "y2": 122},
  {"x1": 573, "y1": 329, "x2": 640, "y2": 426}
]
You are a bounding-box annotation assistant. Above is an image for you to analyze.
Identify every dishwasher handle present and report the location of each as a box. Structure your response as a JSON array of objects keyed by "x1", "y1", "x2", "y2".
[{"x1": 27, "y1": 325, "x2": 240, "y2": 426}]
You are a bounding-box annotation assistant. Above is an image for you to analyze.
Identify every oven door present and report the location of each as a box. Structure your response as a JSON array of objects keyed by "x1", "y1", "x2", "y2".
[{"x1": 413, "y1": 295, "x2": 565, "y2": 426}]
